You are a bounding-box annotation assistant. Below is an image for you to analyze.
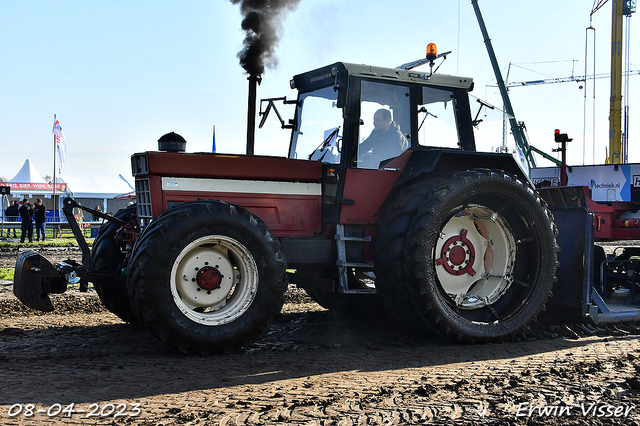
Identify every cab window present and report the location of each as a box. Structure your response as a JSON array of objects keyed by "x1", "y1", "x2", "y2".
[
  {"x1": 417, "y1": 87, "x2": 459, "y2": 149},
  {"x1": 289, "y1": 86, "x2": 342, "y2": 164},
  {"x1": 356, "y1": 81, "x2": 411, "y2": 169}
]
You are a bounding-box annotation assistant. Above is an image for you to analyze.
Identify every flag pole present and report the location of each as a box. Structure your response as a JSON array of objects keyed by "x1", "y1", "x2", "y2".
[
  {"x1": 53, "y1": 114, "x2": 57, "y2": 226},
  {"x1": 212, "y1": 125, "x2": 216, "y2": 153}
]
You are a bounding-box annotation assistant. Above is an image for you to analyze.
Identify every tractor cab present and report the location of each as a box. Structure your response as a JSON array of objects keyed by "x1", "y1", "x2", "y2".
[{"x1": 285, "y1": 62, "x2": 476, "y2": 170}]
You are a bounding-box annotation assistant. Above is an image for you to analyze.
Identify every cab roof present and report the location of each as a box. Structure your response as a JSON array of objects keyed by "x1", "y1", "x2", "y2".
[{"x1": 291, "y1": 62, "x2": 474, "y2": 94}]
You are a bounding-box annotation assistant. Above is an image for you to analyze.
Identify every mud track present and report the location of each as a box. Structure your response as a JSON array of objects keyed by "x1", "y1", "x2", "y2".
[
  {"x1": 0, "y1": 245, "x2": 82, "y2": 269},
  {"x1": 1, "y1": 246, "x2": 640, "y2": 425}
]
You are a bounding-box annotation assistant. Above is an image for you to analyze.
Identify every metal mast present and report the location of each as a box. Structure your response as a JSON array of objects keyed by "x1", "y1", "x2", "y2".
[
  {"x1": 608, "y1": 0, "x2": 625, "y2": 163},
  {"x1": 471, "y1": 0, "x2": 537, "y2": 168}
]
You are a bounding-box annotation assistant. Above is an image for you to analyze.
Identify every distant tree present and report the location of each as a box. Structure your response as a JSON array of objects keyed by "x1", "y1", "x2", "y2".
[
  {"x1": 0, "y1": 177, "x2": 7, "y2": 182},
  {"x1": 43, "y1": 174, "x2": 51, "y2": 183}
]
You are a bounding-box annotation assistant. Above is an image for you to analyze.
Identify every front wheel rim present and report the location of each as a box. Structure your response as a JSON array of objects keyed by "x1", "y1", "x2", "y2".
[
  {"x1": 170, "y1": 235, "x2": 258, "y2": 326},
  {"x1": 434, "y1": 205, "x2": 517, "y2": 310}
]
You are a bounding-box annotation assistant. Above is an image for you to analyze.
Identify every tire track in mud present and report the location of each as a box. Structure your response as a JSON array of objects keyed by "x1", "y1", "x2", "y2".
[
  {"x1": 2, "y1": 284, "x2": 640, "y2": 424},
  {"x1": 85, "y1": 335, "x2": 640, "y2": 426}
]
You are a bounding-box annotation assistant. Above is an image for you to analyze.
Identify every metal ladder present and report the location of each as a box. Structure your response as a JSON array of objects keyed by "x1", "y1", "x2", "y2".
[{"x1": 335, "y1": 224, "x2": 376, "y2": 294}]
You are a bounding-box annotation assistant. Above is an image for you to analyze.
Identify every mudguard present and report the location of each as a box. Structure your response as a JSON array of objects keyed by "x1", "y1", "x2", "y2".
[
  {"x1": 13, "y1": 250, "x2": 65, "y2": 312},
  {"x1": 396, "y1": 150, "x2": 530, "y2": 187}
]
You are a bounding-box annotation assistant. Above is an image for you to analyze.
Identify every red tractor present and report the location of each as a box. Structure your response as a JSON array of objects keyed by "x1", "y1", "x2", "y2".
[{"x1": 14, "y1": 60, "x2": 559, "y2": 353}]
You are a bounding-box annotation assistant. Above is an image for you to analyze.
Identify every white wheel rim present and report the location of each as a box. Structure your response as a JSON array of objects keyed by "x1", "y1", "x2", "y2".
[
  {"x1": 434, "y1": 205, "x2": 516, "y2": 310},
  {"x1": 170, "y1": 235, "x2": 258, "y2": 325}
]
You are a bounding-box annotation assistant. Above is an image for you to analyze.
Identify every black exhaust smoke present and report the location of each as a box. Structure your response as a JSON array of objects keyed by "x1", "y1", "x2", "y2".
[{"x1": 230, "y1": 0, "x2": 301, "y2": 155}]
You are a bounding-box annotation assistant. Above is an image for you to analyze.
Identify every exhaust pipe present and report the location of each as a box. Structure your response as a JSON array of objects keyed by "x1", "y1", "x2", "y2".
[{"x1": 246, "y1": 74, "x2": 262, "y2": 156}]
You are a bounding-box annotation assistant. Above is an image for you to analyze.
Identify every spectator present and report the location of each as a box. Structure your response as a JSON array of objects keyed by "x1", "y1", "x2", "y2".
[
  {"x1": 75, "y1": 203, "x2": 84, "y2": 234},
  {"x1": 33, "y1": 198, "x2": 47, "y2": 242},
  {"x1": 5, "y1": 200, "x2": 19, "y2": 238},
  {"x1": 92, "y1": 205, "x2": 102, "y2": 221},
  {"x1": 91, "y1": 205, "x2": 102, "y2": 238},
  {"x1": 18, "y1": 198, "x2": 33, "y2": 243}
]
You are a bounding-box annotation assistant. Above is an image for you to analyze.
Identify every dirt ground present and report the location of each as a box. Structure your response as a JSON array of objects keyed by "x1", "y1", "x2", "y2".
[{"x1": 1, "y1": 246, "x2": 640, "y2": 425}]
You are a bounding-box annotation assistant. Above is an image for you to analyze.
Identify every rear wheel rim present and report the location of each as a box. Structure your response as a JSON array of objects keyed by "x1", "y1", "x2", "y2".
[
  {"x1": 170, "y1": 235, "x2": 258, "y2": 326},
  {"x1": 434, "y1": 205, "x2": 516, "y2": 310}
]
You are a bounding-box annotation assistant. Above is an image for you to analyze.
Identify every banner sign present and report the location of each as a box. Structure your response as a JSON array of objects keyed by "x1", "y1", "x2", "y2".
[
  {"x1": 5, "y1": 182, "x2": 66, "y2": 192},
  {"x1": 530, "y1": 163, "x2": 640, "y2": 203}
]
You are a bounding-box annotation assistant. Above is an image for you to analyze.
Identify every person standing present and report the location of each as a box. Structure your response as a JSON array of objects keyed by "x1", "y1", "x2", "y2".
[
  {"x1": 75, "y1": 202, "x2": 84, "y2": 234},
  {"x1": 91, "y1": 205, "x2": 102, "y2": 238},
  {"x1": 33, "y1": 198, "x2": 47, "y2": 242},
  {"x1": 92, "y1": 205, "x2": 102, "y2": 221},
  {"x1": 5, "y1": 200, "x2": 19, "y2": 238},
  {"x1": 18, "y1": 199, "x2": 34, "y2": 243}
]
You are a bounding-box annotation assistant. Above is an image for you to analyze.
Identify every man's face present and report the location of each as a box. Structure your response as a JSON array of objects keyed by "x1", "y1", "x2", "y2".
[{"x1": 373, "y1": 111, "x2": 391, "y2": 132}]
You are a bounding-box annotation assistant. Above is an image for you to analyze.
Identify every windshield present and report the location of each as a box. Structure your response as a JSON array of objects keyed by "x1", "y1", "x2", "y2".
[{"x1": 289, "y1": 86, "x2": 342, "y2": 164}]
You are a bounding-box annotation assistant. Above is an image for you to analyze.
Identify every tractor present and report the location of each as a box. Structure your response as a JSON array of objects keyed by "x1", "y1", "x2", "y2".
[{"x1": 14, "y1": 56, "x2": 562, "y2": 353}]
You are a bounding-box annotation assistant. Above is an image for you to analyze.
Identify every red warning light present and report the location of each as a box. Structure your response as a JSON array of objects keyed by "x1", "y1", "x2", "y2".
[{"x1": 554, "y1": 129, "x2": 572, "y2": 143}]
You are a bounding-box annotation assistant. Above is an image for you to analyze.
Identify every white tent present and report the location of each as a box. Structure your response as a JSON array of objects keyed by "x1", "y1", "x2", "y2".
[
  {"x1": 58, "y1": 173, "x2": 135, "y2": 218},
  {"x1": 60, "y1": 173, "x2": 134, "y2": 198},
  {"x1": 9, "y1": 159, "x2": 46, "y2": 183},
  {"x1": 4, "y1": 159, "x2": 135, "y2": 222},
  {"x1": 4, "y1": 159, "x2": 62, "y2": 221},
  {"x1": 7, "y1": 160, "x2": 134, "y2": 198}
]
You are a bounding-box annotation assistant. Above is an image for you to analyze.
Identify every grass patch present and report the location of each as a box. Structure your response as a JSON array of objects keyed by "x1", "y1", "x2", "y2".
[
  {"x1": 0, "y1": 237, "x2": 92, "y2": 247},
  {"x1": 0, "y1": 268, "x2": 14, "y2": 281},
  {"x1": 0, "y1": 228, "x2": 93, "y2": 247}
]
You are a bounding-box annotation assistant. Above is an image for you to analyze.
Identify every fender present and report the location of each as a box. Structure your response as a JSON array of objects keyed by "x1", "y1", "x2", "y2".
[{"x1": 396, "y1": 149, "x2": 530, "y2": 187}]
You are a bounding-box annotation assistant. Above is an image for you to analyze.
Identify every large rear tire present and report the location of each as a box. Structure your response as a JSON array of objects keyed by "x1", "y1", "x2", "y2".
[
  {"x1": 374, "y1": 178, "x2": 440, "y2": 327},
  {"x1": 91, "y1": 204, "x2": 138, "y2": 324},
  {"x1": 375, "y1": 169, "x2": 558, "y2": 342},
  {"x1": 127, "y1": 201, "x2": 287, "y2": 354}
]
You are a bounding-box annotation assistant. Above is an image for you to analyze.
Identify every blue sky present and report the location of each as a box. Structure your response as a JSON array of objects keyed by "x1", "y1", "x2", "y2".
[{"x1": 1, "y1": 0, "x2": 638, "y2": 181}]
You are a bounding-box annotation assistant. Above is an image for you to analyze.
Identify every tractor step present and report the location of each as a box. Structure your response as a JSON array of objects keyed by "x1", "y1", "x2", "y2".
[
  {"x1": 339, "y1": 288, "x2": 377, "y2": 295},
  {"x1": 337, "y1": 261, "x2": 374, "y2": 268},
  {"x1": 335, "y1": 224, "x2": 375, "y2": 292},
  {"x1": 335, "y1": 234, "x2": 372, "y2": 242}
]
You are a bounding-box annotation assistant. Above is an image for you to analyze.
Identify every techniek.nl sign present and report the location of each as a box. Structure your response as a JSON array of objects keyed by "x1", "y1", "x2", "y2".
[{"x1": 530, "y1": 163, "x2": 640, "y2": 203}]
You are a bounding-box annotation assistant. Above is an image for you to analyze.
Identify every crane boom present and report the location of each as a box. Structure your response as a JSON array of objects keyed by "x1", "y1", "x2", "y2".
[
  {"x1": 471, "y1": 0, "x2": 537, "y2": 168},
  {"x1": 507, "y1": 70, "x2": 640, "y2": 87}
]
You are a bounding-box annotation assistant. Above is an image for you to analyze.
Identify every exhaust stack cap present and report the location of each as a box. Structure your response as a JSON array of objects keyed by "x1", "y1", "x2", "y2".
[{"x1": 158, "y1": 132, "x2": 186, "y2": 152}]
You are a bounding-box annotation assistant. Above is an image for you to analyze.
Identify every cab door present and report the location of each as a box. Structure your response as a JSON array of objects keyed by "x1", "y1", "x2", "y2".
[{"x1": 340, "y1": 80, "x2": 413, "y2": 225}]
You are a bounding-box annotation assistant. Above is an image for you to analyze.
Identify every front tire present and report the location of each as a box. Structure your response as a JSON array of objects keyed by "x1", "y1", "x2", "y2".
[
  {"x1": 91, "y1": 204, "x2": 138, "y2": 324},
  {"x1": 128, "y1": 201, "x2": 287, "y2": 354},
  {"x1": 376, "y1": 169, "x2": 558, "y2": 342}
]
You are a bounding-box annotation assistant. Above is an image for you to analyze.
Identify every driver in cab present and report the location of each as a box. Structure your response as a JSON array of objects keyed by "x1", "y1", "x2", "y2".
[{"x1": 358, "y1": 108, "x2": 409, "y2": 168}]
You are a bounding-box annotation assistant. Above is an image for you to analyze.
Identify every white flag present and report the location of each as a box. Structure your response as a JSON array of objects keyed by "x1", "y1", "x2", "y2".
[
  {"x1": 52, "y1": 118, "x2": 67, "y2": 176},
  {"x1": 513, "y1": 142, "x2": 530, "y2": 176}
]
